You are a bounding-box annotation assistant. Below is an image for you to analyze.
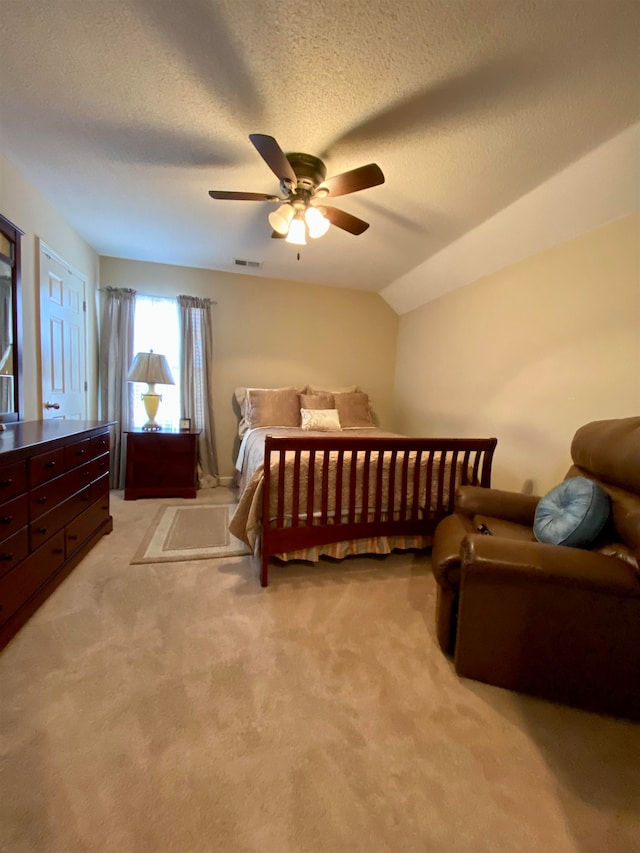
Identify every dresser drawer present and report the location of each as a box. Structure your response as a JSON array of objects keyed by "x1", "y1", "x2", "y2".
[
  {"x1": 29, "y1": 488, "x2": 83, "y2": 551},
  {"x1": 0, "y1": 531, "x2": 65, "y2": 628},
  {"x1": 65, "y1": 497, "x2": 111, "y2": 558},
  {"x1": 89, "y1": 432, "x2": 110, "y2": 458},
  {"x1": 0, "y1": 494, "x2": 29, "y2": 544},
  {"x1": 0, "y1": 527, "x2": 30, "y2": 580},
  {"x1": 0, "y1": 460, "x2": 28, "y2": 502},
  {"x1": 64, "y1": 433, "x2": 111, "y2": 468},
  {"x1": 29, "y1": 447, "x2": 66, "y2": 487},
  {"x1": 90, "y1": 452, "x2": 110, "y2": 482},
  {"x1": 30, "y1": 468, "x2": 89, "y2": 520}
]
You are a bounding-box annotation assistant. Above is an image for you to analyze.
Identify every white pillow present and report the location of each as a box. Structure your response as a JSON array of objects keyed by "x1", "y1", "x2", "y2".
[{"x1": 300, "y1": 408, "x2": 342, "y2": 431}]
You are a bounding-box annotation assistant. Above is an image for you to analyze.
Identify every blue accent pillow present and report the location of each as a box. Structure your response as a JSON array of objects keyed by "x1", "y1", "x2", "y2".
[{"x1": 533, "y1": 477, "x2": 610, "y2": 548}]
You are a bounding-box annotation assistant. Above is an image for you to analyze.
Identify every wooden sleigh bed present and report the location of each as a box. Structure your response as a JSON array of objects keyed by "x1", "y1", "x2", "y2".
[{"x1": 229, "y1": 423, "x2": 497, "y2": 586}]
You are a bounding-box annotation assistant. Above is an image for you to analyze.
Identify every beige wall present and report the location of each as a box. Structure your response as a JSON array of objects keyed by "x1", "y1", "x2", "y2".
[
  {"x1": 1, "y1": 154, "x2": 100, "y2": 421},
  {"x1": 393, "y1": 214, "x2": 640, "y2": 494},
  {"x1": 99, "y1": 257, "x2": 399, "y2": 479}
]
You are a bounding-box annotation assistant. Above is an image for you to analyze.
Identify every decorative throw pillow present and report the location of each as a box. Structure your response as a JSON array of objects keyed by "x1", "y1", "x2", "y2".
[
  {"x1": 300, "y1": 408, "x2": 342, "y2": 431},
  {"x1": 334, "y1": 391, "x2": 374, "y2": 428},
  {"x1": 245, "y1": 388, "x2": 301, "y2": 430},
  {"x1": 533, "y1": 477, "x2": 611, "y2": 548},
  {"x1": 299, "y1": 392, "x2": 334, "y2": 410}
]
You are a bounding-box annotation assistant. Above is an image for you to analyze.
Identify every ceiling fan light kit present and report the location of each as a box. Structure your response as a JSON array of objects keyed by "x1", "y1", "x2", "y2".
[{"x1": 208, "y1": 134, "x2": 384, "y2": 245}]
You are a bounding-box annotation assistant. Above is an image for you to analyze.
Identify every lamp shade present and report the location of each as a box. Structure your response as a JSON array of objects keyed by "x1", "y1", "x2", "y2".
[{"x1": 127, "y1": 350, "x2": 175, "y2": 386}]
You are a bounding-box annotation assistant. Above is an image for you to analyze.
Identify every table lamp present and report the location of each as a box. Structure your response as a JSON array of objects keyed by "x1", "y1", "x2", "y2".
[{"x1": 127, "y1": 349, "x2": 175, "y2": 431}]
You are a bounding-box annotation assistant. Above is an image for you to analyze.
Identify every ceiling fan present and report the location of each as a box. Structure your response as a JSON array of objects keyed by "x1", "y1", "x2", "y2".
[{"x1": 208, "y1": 134, "x2": 384, "y2": 245}]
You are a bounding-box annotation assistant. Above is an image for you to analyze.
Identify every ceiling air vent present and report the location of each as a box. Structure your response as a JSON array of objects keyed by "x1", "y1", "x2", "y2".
[{"x1": 233, "y1": 258, "x2": 262, "y2": 269}]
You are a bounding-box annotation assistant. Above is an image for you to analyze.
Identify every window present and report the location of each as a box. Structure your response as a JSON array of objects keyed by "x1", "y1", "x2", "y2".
[{"x1": 132, "y1": 294, "x2": 180, "y2": 429}]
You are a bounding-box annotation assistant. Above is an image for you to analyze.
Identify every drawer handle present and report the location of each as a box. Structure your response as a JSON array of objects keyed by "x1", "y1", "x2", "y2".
[
  {"x1": 52, "y1": 548, "x2": 64, "y2": 555},
  {"x1": 0, "y1": 553, "x2": 13, "y2": 561},
  {"x1": 67, "y1": 534, "x2": 78, "y2": 541},
  {"x1": 37, "y1": 527, "x2": 47, "y2": 534},
  {"x1": 0, "y1": 479, "x2": 13, "y2": 488},
  {"x1": 76, "y1": 449, "x2": 86, "y2": 456},
  {"x1": 44, "y1": 461, "x2": 57, "y2": 469},
  {"x1": 1, "y1": 516, "x2": 13, "y2": 524},
  {"x1": 82, "y1": 471, "x2": 91, "y2": 478},
  {"x1": 38, "y1": 497, "x2": 48, "y2": 504}
]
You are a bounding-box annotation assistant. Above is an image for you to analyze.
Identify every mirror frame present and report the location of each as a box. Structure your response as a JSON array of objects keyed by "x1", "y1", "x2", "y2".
[{"x1": 0, "y1": 214, "x2": 24, "y2": 422}]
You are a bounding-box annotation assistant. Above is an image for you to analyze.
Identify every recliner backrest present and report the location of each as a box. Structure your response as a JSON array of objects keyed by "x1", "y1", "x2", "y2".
[{"x1": 571, "y1": 417, "x2": 640, "y2": 494}]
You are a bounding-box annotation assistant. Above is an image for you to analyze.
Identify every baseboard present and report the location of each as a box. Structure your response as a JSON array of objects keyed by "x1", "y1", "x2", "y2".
[{"x1": 218, "y1": 476, "x2": 235, "y2": 487}]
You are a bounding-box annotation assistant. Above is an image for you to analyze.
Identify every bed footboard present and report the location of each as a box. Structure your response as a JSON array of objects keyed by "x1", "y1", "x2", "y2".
[{"x1": 260, "y1": 435, "x2": 497, "y2": 586}]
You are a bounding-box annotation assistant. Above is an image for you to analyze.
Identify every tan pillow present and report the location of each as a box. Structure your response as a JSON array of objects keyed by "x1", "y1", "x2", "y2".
[
  {"x1": 245, "y1": 388, "x2": 301, "y2": 430},
  {"x1": 334, "y1": 392, "x2": 374, "y2": 428},
  {"x1": 299, "y1": 392, "x2": 334, "y2": 409},
  {"x1": 235, "y1": 386, "x2": 303, "y2": 435},
  {"x1": 307, "y1": 383, "x2": 357, "y2": 395},
  {"x1": 300, "y1": 408, "x2": 342, "y2": 431}
]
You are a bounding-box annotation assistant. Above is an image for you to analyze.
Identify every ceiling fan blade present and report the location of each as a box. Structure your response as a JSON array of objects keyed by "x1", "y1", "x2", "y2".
[
  {"x1": 249, "y1": 134, "x2": 298, "y2": 183},
  {"x1": 323, "y1": 206, "x2": 370, "y2": 235},
  {"x1": 208, "y1": 190, "x2": 280, "y2": 201},
  {"x1": 319, "y1": 163, "x2": 384, "y2": 198}
]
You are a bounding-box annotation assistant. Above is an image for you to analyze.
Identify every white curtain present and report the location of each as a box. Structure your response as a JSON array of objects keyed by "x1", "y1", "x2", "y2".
[
  {"x1": 99, "y1": 287, "x2": 136, "y2": 489},
  {"x1": 178, "y1": 295, "x2": 218, "y2": 488}
]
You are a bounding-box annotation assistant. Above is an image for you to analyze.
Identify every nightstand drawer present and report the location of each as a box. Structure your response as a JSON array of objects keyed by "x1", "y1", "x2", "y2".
[{"x1": 124, "y1": 430, "x2": 199, "y2": 499}]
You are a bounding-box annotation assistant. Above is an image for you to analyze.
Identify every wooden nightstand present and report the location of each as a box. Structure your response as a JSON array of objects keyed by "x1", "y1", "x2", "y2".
[{"x1": 124, "y1": 430, "x2": 200, "y2": 500}]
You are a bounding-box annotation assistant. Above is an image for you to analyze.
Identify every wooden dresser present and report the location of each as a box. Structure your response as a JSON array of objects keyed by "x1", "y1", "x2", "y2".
[{"x1": 0, "y1": 420, "x2": 114, "y2": 651}]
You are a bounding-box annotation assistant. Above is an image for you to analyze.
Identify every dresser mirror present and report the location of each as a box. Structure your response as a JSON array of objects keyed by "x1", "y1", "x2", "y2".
[{"x1": 0, "y1": 214, "x2": 23, "y2": 422}]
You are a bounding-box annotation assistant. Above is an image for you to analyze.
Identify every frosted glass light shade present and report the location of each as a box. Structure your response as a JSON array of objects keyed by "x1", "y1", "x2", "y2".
[
  {"x1": 305, "y1": 206, "x2": 330, "y2": 238},
  {"x1": 268, "y1": 203, "x2": 294, "y2": 235},
  {"x1": 286, "y1": 215, "x2": 307, "y2": 245}
]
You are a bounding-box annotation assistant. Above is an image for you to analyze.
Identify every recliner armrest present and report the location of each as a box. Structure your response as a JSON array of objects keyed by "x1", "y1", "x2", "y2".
[
  {"x1": 460, "y1": 534, "x2": 640, "y2": 597},
  {"x1": 455, "y1": 486, "x2": 541, "y2": 526}
]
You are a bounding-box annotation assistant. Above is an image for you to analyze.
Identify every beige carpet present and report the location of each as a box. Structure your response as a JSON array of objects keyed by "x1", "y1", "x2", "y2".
[
  {"x1": 131, "y1": 503, "x2": 250, "y2": 563},
  {"x1": 1, "y1": 487, "x2": 639, "y2": 853}
]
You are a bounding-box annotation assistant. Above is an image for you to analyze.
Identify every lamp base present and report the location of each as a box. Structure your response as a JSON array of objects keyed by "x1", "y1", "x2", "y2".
[{"x1": 141, "y1": 390, "x2": 162, "y2": 431}]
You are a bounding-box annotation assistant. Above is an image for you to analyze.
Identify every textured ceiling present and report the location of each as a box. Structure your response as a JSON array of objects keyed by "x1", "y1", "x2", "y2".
[{"x1": 1, "y1": 0, "x2": 639, "y2": 292}]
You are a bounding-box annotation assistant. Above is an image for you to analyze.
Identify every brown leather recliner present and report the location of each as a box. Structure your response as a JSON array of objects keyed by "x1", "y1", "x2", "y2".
[{"x1": 432, "y1": 417, "x2": 640, "y2": 718}]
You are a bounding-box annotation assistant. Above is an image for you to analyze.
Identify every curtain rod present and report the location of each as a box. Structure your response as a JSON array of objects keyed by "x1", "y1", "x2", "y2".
[{"x1": 98, "y1": 287, "x2": 217, "y2": 305}]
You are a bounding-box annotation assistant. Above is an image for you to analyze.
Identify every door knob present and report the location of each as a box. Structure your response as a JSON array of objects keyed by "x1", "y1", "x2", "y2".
[{"x1": 44, "y1": 402, "x2": 60, "y2": 410}]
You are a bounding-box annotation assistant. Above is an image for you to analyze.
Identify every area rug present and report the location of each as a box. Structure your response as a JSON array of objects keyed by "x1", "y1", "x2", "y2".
[{"x1": 131, "y1": 503, "x2": 250, "y2": 564}]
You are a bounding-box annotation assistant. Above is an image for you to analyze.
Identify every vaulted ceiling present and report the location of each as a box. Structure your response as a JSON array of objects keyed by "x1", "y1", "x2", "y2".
[{"x1": 1, "y1": 0, "x2": 639, "y2": 292}]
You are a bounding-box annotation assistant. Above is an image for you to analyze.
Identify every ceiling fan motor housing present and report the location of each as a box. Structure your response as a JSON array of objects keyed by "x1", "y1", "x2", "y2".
[{"x1": 285, "y1": 152, "x2": 327, "y2": 192}]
